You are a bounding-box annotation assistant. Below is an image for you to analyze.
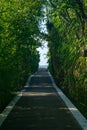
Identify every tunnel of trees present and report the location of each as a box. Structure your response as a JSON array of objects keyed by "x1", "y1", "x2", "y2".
[{"x1": 0, "y1": 0, "x2": 87, "y2": 118}]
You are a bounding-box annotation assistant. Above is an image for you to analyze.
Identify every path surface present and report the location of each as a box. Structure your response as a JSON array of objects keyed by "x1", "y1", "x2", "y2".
[{"x1": 0, "y1": 68, "x2": 82, "y2": 130}]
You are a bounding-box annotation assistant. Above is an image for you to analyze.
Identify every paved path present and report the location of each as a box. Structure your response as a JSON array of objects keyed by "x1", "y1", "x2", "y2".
[{"x1": 0, "y1": 68, "x2": 83, "y2": 130}]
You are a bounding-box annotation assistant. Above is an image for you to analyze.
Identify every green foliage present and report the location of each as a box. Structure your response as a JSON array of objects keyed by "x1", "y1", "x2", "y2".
[
  {"x1": 46, "y1": 0, "x2": 87, "y2": 118},
  {"x1": 0, "y1": 0, "x2": 42, "y2": 111}
]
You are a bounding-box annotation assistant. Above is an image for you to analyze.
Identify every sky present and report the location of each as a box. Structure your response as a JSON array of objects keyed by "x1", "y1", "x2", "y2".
[
  {"x1": 37, "y1": 6, "x2": 49, "y2": 67},
  {"x1": 37, "y1": 41, "x2": 49, "y2": 67}
]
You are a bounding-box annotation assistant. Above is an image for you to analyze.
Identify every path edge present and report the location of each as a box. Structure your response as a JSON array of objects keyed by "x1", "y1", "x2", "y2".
[{"x1": 48, "y1": 71, "x2": 87, "y2": 130}]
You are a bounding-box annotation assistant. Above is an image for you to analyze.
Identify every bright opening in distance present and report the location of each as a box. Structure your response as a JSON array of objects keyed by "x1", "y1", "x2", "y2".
[{"x1": 37, "y1": 41, "x2": 48, "y2": 68}]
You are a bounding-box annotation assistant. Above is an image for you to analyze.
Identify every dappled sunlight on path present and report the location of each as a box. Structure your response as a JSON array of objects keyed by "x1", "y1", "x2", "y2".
[{"x1": 0, "y1": 68, "x2": 82, "y2": 130}]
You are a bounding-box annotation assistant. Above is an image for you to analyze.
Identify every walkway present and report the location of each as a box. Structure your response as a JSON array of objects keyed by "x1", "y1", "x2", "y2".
[{"x1": 0, "y1": 68, "x2": 84, "y2": 130}]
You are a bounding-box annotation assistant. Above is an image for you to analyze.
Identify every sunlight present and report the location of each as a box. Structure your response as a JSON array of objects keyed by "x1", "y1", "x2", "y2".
[{"x1": 22, "y1": 92, "x2": 54, "y2": 97}]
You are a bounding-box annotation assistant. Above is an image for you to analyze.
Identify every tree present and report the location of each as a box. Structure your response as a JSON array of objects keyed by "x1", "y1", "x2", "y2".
[
  {"x1": 0, "y1": 0, "x2": 42, "y2": 111},
  {"x1": 46, "y1": 0, "x2": 87, "y2": 117}
]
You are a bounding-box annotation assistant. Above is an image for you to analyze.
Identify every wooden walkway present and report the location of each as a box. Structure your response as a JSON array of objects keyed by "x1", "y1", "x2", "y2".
[{"x1": 0, "y1": 68, "x2": 86, "y2": 130}]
